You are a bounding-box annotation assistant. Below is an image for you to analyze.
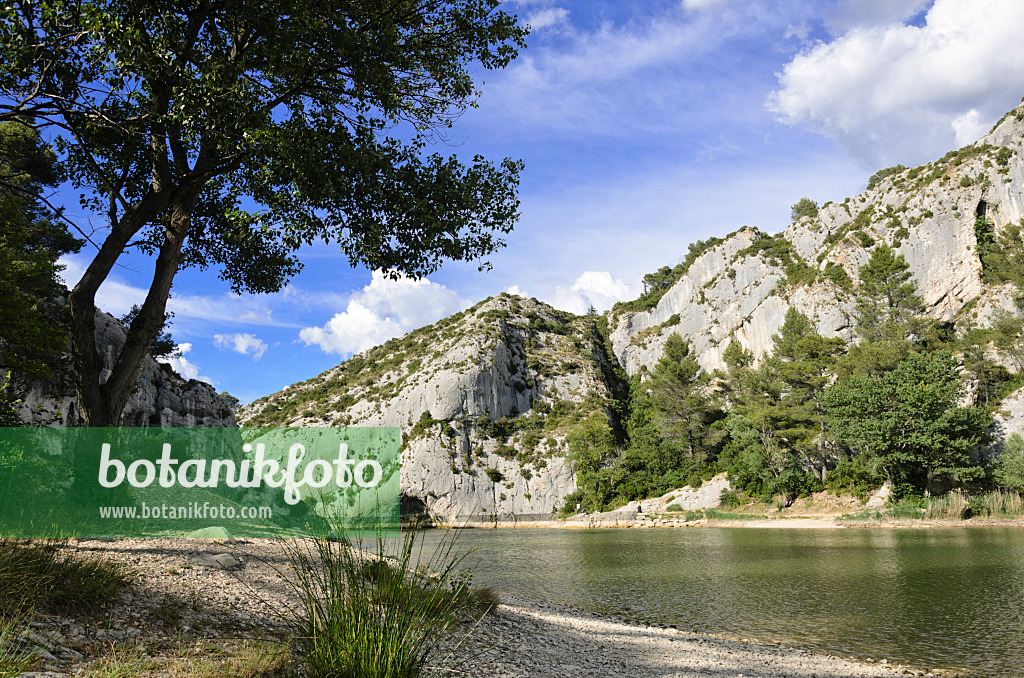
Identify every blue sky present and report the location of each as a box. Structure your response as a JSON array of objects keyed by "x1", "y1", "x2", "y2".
[{"x1": 58, "y1": 0, "x2": 1024, "y2": 403}]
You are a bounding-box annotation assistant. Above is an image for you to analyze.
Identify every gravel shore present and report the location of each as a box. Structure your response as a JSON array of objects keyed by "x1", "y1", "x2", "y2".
[{"x1": 17, "y1": 538, "x2": 953, "y2": 677}]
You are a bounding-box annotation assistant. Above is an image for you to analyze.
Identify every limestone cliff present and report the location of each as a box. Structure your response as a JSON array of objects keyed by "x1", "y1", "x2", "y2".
[
  {"x1": 239, "y1": 295, "x2": 623, "y2": 523},
  {"x1": 610, "y1": 101, "x2": 1024, "y2": 376},
  {"x1": 13, "y1": 310, "x2": 237, "y2": 428},
  {"x1": 243, "y1": 101, "x2": 1024, "y2": 519}
]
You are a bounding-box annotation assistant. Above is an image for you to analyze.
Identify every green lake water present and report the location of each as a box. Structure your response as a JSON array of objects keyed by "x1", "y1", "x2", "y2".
[{"x1": 420, "y1": 526, "x2": 1024, "y2": 677}]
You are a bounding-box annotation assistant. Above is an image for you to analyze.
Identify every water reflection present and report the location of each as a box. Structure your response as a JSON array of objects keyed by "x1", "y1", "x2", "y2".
[{"x1": 423, "y1": 527, "x2": 1024, "y2": 677}]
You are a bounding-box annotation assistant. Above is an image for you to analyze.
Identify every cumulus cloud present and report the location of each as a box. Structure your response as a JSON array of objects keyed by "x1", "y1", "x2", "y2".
[
  {"x1": 214, "y1": 333, "x2": 268, "y2": 360},
  {"x1": 299, "y1": 272, "x2": 467, "y2": 355},
  {"x1": 768, "y1": 0, "x2": 1024, "y2": 168},
  {"x1": 158, "y1": 343, "x2": 213, "y2": 385},
  {"x1": 546, "y1": 271, "x2": 631, "y2": 315}
]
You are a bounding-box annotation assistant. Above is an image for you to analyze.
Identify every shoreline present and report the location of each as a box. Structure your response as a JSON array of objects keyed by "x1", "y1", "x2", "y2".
[
  {"x1": 433, "y1": 515, "x2": 1024, "y2": 530},
  {"x1": 454, "y1": 594, "x2": 956, "y2": 677},
  {"x1": 15, "y1": 537, "x2": 964, "y2": 677}
]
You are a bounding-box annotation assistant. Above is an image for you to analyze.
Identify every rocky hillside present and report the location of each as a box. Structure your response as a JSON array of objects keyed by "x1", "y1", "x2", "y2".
[
  {"x1": 240, "y1": 296, "x2": 624, "y2": 523},
  {"x1": 243, "y1": 100, "x2": 1024, "y2": 520},
  {"x1": 14, "y1": 309, "x2": 237, "y2": 428},
  {"x1": 610, "y1": 101, "x2": 1024, "y2": 375}
]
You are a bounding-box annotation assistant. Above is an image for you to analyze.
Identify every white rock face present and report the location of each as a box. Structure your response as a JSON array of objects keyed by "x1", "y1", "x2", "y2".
[
  {"x1": 240, "y1": 295, "x2": 621, "y2": 523},
  {"x1": 609, "y1": 228, "x2": 854, "y2": 374},
  {"x1": 611, "y1": 102, "x2": 1024, "y2": 376},
  {"x1": 14, "y1": 310, "x2": 236, "y2": 428}
]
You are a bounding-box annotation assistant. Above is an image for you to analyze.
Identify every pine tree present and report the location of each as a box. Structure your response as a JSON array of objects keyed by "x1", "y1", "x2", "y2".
[{"x1": 648, "y1": 334, "x2": 724, "y2": 464}]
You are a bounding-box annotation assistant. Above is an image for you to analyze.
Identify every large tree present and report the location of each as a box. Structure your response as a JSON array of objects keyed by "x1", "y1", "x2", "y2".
[
  {"x1": 823, "y1": 351, "x2": 992, "y2": 498},
  {"x1": 0, "y1": 1, "x2": 527, "y2": 425}
]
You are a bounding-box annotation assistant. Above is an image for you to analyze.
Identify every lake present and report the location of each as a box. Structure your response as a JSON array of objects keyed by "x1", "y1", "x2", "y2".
[{"x1": 419, "y1": 526, "x2": 1024, "y2": 677}]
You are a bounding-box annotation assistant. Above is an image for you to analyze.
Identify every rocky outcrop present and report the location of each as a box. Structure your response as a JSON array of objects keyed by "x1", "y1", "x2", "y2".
[
  {"x1": 239, "y1": 295, "x2": 623, "y2": 523},
  {"x1": 610, "y1": 102, "x2": 1024, "y2": 376},
  {"x1": 13, "y1": 310, "x2": 236, "y2": 428}
]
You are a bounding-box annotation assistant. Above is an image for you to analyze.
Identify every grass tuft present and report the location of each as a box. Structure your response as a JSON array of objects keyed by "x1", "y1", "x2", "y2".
[
  {"x1": 0, "y1": 539, "x2": 133, "y2": 616},
  {"x1": 0, "y1": 615, "x2": 34, "y2": 678},
  {"x1": 282, "y1": 528, "x2": 488, "y2": 678}
]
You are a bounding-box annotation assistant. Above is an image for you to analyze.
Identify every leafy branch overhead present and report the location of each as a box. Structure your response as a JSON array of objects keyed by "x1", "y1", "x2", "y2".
[{"x1": 0, "y1": 1, "x2": 528, "y2": 425}]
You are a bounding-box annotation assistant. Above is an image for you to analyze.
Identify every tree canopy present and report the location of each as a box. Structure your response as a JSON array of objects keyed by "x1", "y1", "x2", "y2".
[{"x1": 0, "y1": 1, "x2": 527, "y2": 425}]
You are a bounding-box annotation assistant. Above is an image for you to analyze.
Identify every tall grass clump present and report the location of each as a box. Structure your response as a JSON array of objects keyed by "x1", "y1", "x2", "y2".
[
  {"x1": 0, "y1": 616, "x2": 33, "y2": 678},
  {"x1": 283, "y1": 527, "x2": 493, "y2": 678},
  {"x1": 0, "y1": 539, "x2": 133, "y2": 615},
  {"x1": 970, "y1": 490, "x2": 1024, "y2": 518},
  {"x1": 925, "y1": 491, "x2": 970, "y2": 519}
]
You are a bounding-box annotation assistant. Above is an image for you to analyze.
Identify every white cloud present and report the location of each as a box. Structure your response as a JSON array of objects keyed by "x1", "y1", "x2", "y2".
[
  {"x1": 158, "y1": 343, "x2": 213, "y2": 385},
  {"x1": 299, "y1": 272, "x2": 468, "y2": 355},
  {"x1": 58, "y1": 257, "x2": 144, "y2": 316},
  {"x1": 214, "y1": 333, "x2": 268, "y2": 360},
  {"x1": 768, "y1": 0, "x2": 1024, "y2": 168},
  {"x1": 682, "y1": 0, "x2": 739, "y2": 11},
  {"x1": 504, "y1": 284, "x2": 526, "y2": 297},
  {"x1": 951, "y1": 108, "x2": 988, "y2": 148},
  {"x1": 546, "y1": 271, "x2": 631, "y2": 315},
  {"x1": 825, "y1": 0, "x2": 929, "y2": 33},
  {"x1": 57, "y1": 255, "x2": 285, "y2": 326},
  {"x1": 482, "y1": 6, "x2": 730, "y2": 133},
  {"x1": 525, "y1": 7, "x2": 569, "y2": 31}
]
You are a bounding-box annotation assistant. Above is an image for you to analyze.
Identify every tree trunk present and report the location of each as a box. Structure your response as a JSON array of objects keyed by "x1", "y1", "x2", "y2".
[{"x1": 69, "y1": 190, "x2": 197, "y2": 426}]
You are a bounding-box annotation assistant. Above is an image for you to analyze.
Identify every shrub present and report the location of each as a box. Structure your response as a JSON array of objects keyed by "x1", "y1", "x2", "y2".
[
  {"x1": 718, "y1": 488, "x2": 742, "y2": 509},
  {"x1": 994, "y1": 434, "x2": 1024, "y2": 492},
  {"x1": 867, "y1": 165, "x2": 907, "y2": 190}
]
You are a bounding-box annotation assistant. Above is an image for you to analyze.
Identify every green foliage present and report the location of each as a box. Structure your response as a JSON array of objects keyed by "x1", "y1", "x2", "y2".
[
  {"x1": 822, "y1": 262, "x2": 853, "y2": 292},
  {"x1": 790, "y1": 197, "x2": 819, "y2": 221},
  {"x1": 867, "y1": 165, "x2": 907, "y2": 190},
  {"x1": 0, "y1": 121, "x2": 82, "y2": 389},
  {"x1": 994, "y1": 434, "x2": 1024, "y2": 493},
  {"x1": 484, "y1": 468, "x2": 504, "y2": 483},
  {"x1": 566, "y1": 413, "x2": 617, "y2": 509},
  {"x1": 975, "y1": 219, "x2": 1024, "y2": 286},
  {"x1": 853, "y1": 243, "x2": 925, "y2": 344},
  {"x1": 825, "y1": 459, "x2": 882, "y2": 500},
  {"x1": 721, "y1": 309, "x2": 842, "y2": 503},
  {"x1": 824, "y1": 351, "x2": 993, "y2": 498},
  {"x1": 649, "y1": 335, "x2": 725, "y2": 464}
]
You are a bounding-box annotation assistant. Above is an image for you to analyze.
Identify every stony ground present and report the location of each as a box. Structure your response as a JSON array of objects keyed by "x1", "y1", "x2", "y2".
[{"x1": 16, "y1": 538, "x2": 956, "y2": 677}]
